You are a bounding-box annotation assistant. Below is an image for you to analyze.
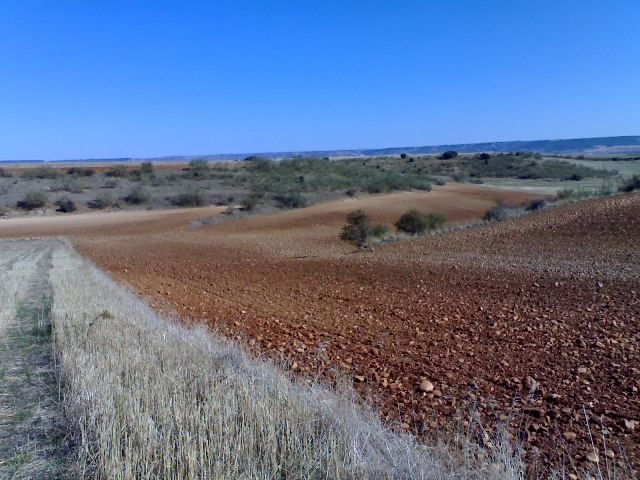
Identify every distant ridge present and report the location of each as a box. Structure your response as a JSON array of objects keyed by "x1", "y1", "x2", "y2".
[{"x1": 6, "y1": 135, "x2": 640, "y2": 163}]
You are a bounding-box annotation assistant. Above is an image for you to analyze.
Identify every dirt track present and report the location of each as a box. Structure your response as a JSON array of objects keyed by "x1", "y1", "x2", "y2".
[{"x1": 1, "y1": 184, "x2": 638, "y2": 473}]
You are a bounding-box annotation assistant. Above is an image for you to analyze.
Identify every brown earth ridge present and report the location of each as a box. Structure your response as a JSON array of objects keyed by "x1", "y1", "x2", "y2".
[{"x1": 1, "y1": 184, "x2": 638, "y2": 472}]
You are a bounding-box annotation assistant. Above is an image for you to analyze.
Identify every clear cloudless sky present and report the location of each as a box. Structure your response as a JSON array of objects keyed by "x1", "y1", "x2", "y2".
[{"x1": 1, "y1": 1, "x2": 639, "y2": 160}]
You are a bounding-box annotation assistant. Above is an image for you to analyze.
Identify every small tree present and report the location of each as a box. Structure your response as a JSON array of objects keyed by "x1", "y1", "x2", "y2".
[{"x1": 339, "y1": 209, "x2": 371, "y2": 246}]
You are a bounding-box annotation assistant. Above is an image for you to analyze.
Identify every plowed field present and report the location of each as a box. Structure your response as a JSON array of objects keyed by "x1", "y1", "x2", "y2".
[{"x1": 2, "y1": 184, "x2": 638, "y2": 473}]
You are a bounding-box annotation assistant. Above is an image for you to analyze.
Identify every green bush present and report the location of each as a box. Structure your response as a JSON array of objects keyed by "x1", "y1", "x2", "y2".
[
  {"x1": 619, "y1": 174, "x2": 640, "y2": 193},
  {"x1": 124, "y1": 186, "x2": 150, "y2": 205},
  {"x1": 88, "y1": 193, "x2": 114, "y2": 209},
  {"x1": 339, "y1": 210, "x2": 371, "y2": 246},
  {"x1": 394, "y1": 209, "x2": 447, "y2": 235},
  {"x1": 371, "y1": 224, "x2": 389, "y2": 238},
  {"x1": 55, "y1": 198, "x2": 77, "y2": 213},
  {"x1": 173, "y1": 189, "x2": 205, "y2": 207},
  {"x1": 440, "y1": 151, "x2": 458, "y2": 160},
  {"x1": 17, "y1": 191, "x2": 48, "y2": 210},
  {"x1": 241, "y1": 196, "x2": 260, "y2": 211}
]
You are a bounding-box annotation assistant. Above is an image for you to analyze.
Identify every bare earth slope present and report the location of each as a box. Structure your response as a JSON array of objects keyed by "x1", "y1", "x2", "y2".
[{"x1": 1, "y1": 185, "x2": 637, "y2": 473}]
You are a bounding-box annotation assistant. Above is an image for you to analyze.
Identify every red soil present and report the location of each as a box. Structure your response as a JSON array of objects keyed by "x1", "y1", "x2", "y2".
[{"x1": 2, "y1": 184, "x2": 638, "y2": 474}]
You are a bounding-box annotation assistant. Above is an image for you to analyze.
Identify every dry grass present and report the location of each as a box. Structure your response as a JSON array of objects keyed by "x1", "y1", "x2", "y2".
[{"x1": 49, "y1": 241, "x2": 524, "y2": 479}]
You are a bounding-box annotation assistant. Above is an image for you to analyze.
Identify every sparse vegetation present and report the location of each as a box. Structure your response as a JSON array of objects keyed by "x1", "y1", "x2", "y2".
[
  {"x1": 105, "y1": 164, "x2": 129, "y2": 178},
  {"x1": 0, "y1": 167, "x2": 13, "y2": 178},
  {"x1": 273, "y1": 192, "x2": 308, "y2": 209}
]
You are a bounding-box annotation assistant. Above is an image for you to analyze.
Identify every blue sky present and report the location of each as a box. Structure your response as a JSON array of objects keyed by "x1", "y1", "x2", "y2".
[{"x1": 0, "y1": 1, "x2": 638, "y2": 160}]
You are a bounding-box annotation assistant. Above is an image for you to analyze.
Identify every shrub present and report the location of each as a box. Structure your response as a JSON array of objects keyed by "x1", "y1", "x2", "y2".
[
  {"x1": 400, "y1": 153, "x2": 407, "y2": 159},
  {"x1": 173, "y1": 189, "x2": 205, "y2": 207},
  {"x1": 102, "y1": 179, "x2": 118, "y2": 188},
  {"x1": 0, "y1": 167, "x2": 13, "y2": 178},
  {"x1": 67, "y1": 167, "x2": 95, "y2": 177},
  {"x1": 525, "y1": 198, "x2": 546, "y2": 211},
  {"x1": 55, "y1": 198, "x2": 77, "y2": 213},
  {"x1": 339, "y1": 209, "x2": 371, "y2": 246},
  {"x1": 619, "y1": 174, "x2": 640, "y2": 193},
  {"x1": 105, "y1": 164, "x2": 129, "y2": 178},
  {"x1": 17, "y1": 191, "x2": 48, "y2": 210},
  {"x1": 556, "y1": 188, "x2": 575, "y2": 200},
  {"x1": 479, "y1": 153, "x2": 490, "y2": 160},
  {"x1": 124, "y1": 186, "x2": 150, "y2": 204},
  {"x1": 241, "y1": 196, "x2": 260, "y2": 211},
  {"x1": 435, "y1": 178, "x2": 446, "y2": 186},
  {"x1": 371, "y1": 224, "x2": 389, "y2": 238},
  {"x1": 394, "y1": 209, "x2": 447, "y2": 235},
  {"x1": 21, "y1": 166, "x2": 62, "y2": 179},
  {"x1": 140, "y1": 162, "x2": 154, "y2": 174},
  {"x1": 88, "y1": 193, "x2": 114, "y2": 209},
  {"x1": 440, "y1": 151, "x2": 458, "y2": 160},
  {"x1": 51, "y1": 179, "x2": 85, "y2": 193},
  {"x1": 274, "y1": 193, "x2": 308, "y2": 209},
  {"x1": 483, "y1": 200, "x2": 508, "y2": 222}
]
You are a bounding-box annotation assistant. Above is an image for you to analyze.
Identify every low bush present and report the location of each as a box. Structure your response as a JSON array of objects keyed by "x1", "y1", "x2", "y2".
[
  {"x1": 55, "y1": 198, "x2": 77, "y2": 213},
  {"x1": 88, "y1": 193, "x2": 114, "y2": 209},
  {"x1": 274, "y1": 192, "x2": 308, "y2": 209},
  {"x1": 140, "y1": 162, "x2": 154, "y2": 174},
  {"x1": 241, "y1": 195, "x2": 260, "y2": 212},
  {"x1": 370, "y1": 224, "x2": 389, "y2": 238},
  {"x1": 51, "y1": 179, "x2": 85, "y2": 193},
  {"x1": 619, "y1": 174, "x2": 640, "y2": 193},
  {"x1": 0, "y1": 167, "x2": 13, "y2": 178},
  {"x1": 440, "y1": 150, "x2": 458, "y2": 160},
  {"x1": 105, "y1": 164, "x2": 130, "y2": 178},
  {"x1": 394, "y1": 209, "x2": 447, "y2": 235},
  {"x1": 67, "y1": 167, "x2": 95, "y2": 177},
  {"x1": 17, "y1": 191, "x2": 48, "y2": 210},
  {"x1": 483, "y1": 200, "x2": 509, "y2": 222},
  {"x1": 173, "y1": 189, "x2": 205, "y2": 207},
  {"x1": 124, "y1": 186, "x2": 150, "y2": 205},
  {"x1": 339, "y1": 210, "x2": 371, "y2": 246},
  {"x1": 21, "y1": 166, "x2": 62, "y2": 180},
  {"x1": 556, "y1": 188, "x2": 575, "y2": 200},
  {"x1": 524, "y1": 198, "x2": 546, "y2": 211}
]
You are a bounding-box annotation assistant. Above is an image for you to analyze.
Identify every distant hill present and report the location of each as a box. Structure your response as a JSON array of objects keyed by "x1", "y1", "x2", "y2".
[{"x1": 6, "y1": 135, "x2": 640, "y2": 163}]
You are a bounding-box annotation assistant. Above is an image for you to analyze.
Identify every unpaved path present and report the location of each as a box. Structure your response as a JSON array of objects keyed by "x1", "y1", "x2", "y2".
[{"x1": 0, "y1": 241, "x2": 68, "y2": 479}]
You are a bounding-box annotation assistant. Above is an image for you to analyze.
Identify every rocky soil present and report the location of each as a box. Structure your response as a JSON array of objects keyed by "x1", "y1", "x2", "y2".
[{"x1": 7, "y1": 186, "x2": 636, "y2": 476}]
